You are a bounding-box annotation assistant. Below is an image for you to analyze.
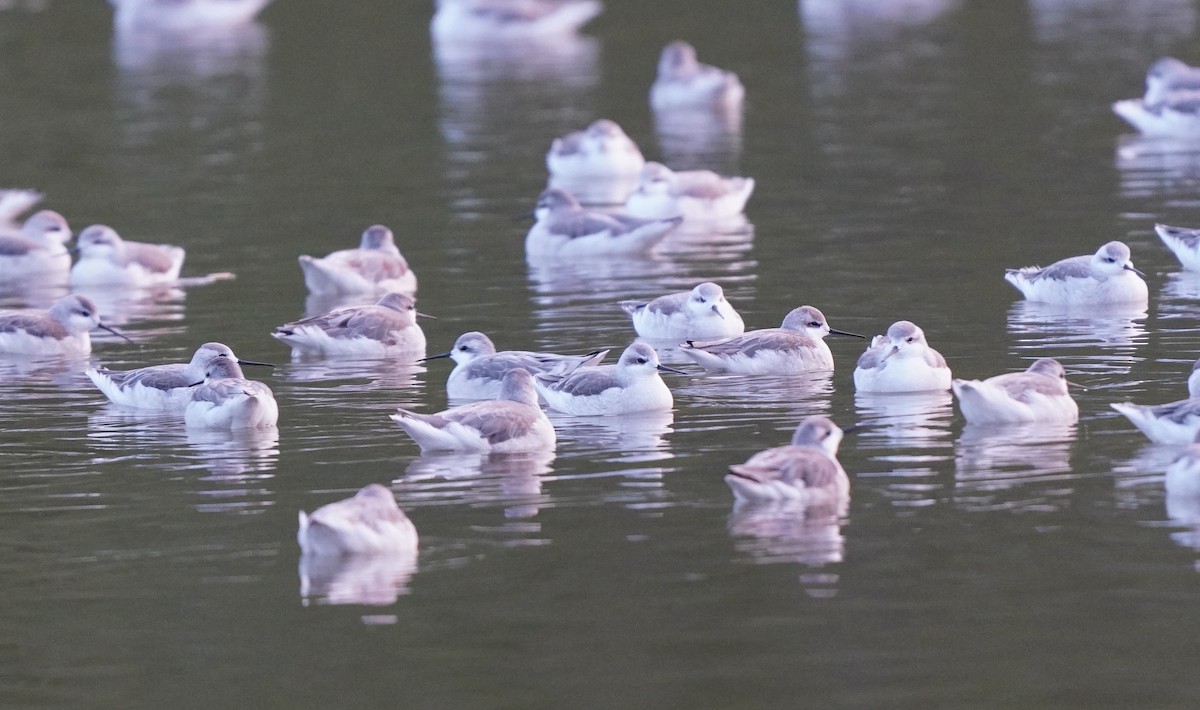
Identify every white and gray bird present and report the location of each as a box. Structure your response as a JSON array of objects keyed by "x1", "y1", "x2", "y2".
[
  {"x1": 725, "y1": 416, "x2": 849, "y2": 505},
  {"x1": 680, "y1": 305, "x2": 864, "y2": 375},
  {"x1": 853, "y1": 320, "x2": 951, "y2": 393},
  {"x1": 952, "y1": 358, "x2": 1079, "y2": 425},
  {"x1": 298, "y1": 225, "x2": 417, "y2": 296},
  {"x1": 1111, "y1": 358, "x2": 1200, "y2": 444},
  {"x1": 391, "y1": 368, "x2": 555, "y2": 453},
  {"x1": 526, "y1": 187, "x2": 682, "y2": 259},
  {"x1": 0, "y1": 210, "x2": 72, "y2": 278},
  {"x1": 422, "y1": 331, "x2": 607, "y2": 400},
  {"x1": 545, "y1": 118, "x2": 645, "y2": 179},
  {"x1": 298, "y1": 483, "x2": 418, "y2": 557},
  {"x1": 534, "y1": 341, "x2": 683, "y2": 415},
  {"x1": 87, "y1": 342, "x2": 273, "y2": 411},
  {"x1": 184, "y1": 356, "x2": 278, "y2": 430},
  {"x1": 431, "y1": 0, "x2": 602, "y2": 42},
  {"x1": 272, "y1": 292, "x2": 426, "y2": 357},
  {"x1": 1003, "y1": 241, "x2": 1148, "y2": 305},
  {"x1": 619, "y1": 281, "x2": 744, "y2": 341},
  {"x1": 623, "y1": 162, "x2": 754, "y2": 221},
  {"x1": 0, "y1": 294, "x2": 131, "y2": 356},
  {"x1": 1155, "y1": 223, "x2": 1200, "y2": 271},
  {"x1": 69, "y1": 224, "x2": 186, "y2": 287},
  {"x1": 650, "y1": 40, "x2": 744, "y2": 112},
  {"x1": 1113, "y1": 57, "x2": 1200, "y2": 137}
]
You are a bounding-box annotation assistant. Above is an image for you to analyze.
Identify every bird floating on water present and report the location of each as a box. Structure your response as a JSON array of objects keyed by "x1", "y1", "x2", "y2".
[
  {"x1": 184, "y1": 356, "x2": 278, "y2": 429},
  {"x1": 619, "y1": 281, "x2": 744, "y2": 341},
  {"x1": 526, "y1": 187, "x2": 681, "y2": 259},
  {"x1": 650, "y1": 40, "x2": 744, "y2": 113},
  {"x1": 299, "y1": 225, "x2": 417, "y2": 297},
  {"x1": 680, "y1": 305, "x2": 863, "y2": 375},
  {"x1": 534, "y1": 341, "x2": 683, "y2": 415},
  {"x1": 725, "y1": 415, "x2": 849, "y2": 505},
  {"x1": 546, "y1": 119, "x2": 645, "y2": 180},
  {"x1": 1003, "y1": 241, "x2": 1147, "y2": 305},
  {"x1": 853, "y1": 320, "x2": 951, "y2": 393},
  {"x1": 69, "y1": 224, "x2": 185, "y2": 287},
  {"x1": 422, "y1": 330, "x2": 607, "y2": 401},
  {"x1": 0, "y1": 294, "x2": 131, "y2": 356},
  {"x1": 623, "y1": 162, "x2": 754, "y2": 221},
  {"x1": 952, "y1": 358, "x2": 1079, "y2": 425},
  {"x1": 87, "y1": 342, "x2": 273, "y2": 411},
  {"x1": 298, "y1": 483, "x2": 418, "y2": 557},
  {"x1": 272, "y1": 292, "x2": 426, "y2": 357},
  {"x1": 391, "y1": 368, "x2": 555, "y2": 452}
]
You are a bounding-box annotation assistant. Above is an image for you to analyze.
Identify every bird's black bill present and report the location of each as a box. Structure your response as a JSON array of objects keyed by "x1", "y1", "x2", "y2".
[{"x1": 98, "y1": 322, "x2": 136, "y2": 345}]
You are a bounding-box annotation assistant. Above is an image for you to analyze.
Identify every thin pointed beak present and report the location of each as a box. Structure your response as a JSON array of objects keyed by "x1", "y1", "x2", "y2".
[
  {"x1": 1066, "y1": 379, "x2": 1088, "y2": 391},
  {"x1": 840, "y1": 423, "x2": 864, "y2": 435},
  {"x1": 418, "y1": 351, "x2": 453, "y2": 363},
  {"x1": 657, "y1": 363, "x2": 689, "y2": 375},
  {"x1": 98, "y1": 322, "x2": 136, "y2": 345},
  {"x1": 829, "y1": 328, "x2": 866, "y2": 339},
  {"x1": 1124, "y1": 263, "x2": 1146, "y2": 277},
  {"x1": 237, "y1": 358, "x2": 276, "y2": 368},
  {"x1": 710, "y1": 304, "x2": 724, "y2": 319},
  {"x1": 188, "y1": 380, "x2": 204, "y2": 387},
  {"x1": 880, "y1": 345, "x2": 900, "y2": 363},
  {"x1": 416, "y1": 311, "x2": 436, "y2": 319}
]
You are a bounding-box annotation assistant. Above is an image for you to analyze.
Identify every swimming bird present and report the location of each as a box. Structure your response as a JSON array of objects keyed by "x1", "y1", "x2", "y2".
[
  {"x1": 184, "y1": 356, "x2": 278, "y2": 429},
  {"x1": 69, "y1": 224, "x2": 186, "y2": 287},
  {"x1": 298, "y1": 225, "x2": 417, "y2": 296},
  {"x1": 272, "y1": 292, "x2": 426, "y2": 357},
  {"x1": 725, "y1": 416, "x2": 849, "y2": 505},
  {"x1": 87, "y1": 342, "x2": 273, "y2": 411},
  {"x1": 679, "y1": 305, "x2": 864, "y2": 375},
  {"x1": 853, "y1": 320, "x2": 952, "y2": 393},
  {"x1": 1110, "y1": 358, "x2": 1200, "y2": 444},
  {"x1": 0, "y1": 189, "x2": 42, "y2": 228},
  {"x1": 650, "y1": 41, "x2": 745, "y2": 112},
  {"x1": 111, "y1": 0, "x2": 273, "y2": 31},
  {"x1": 422, "y1": 330, "x2": 608, "y2": 400},
  {"x1": 534, "y1": 341, "x2": 683, "y2": 415},
  {"x1": 619, "y1": 281, "x2": 744, "y2": 341},
  {"x1": 0, "y1": 210, "x2": 72, "y2": 278},
  {"x1": 298, "y1": 483, "x2": 418, "y2": 556},
  {"x1": 1113, "y1": 57, "x2": 1200, "y2": 136},
  {"x1": 1166, "y1": 431, "x2": 1200, "y2": 512},
  {"x1": 391, "y1": 368, "x2": 555, "y2": 452},
  {"x1": 526, "y1": 188, "x2": 682, "y2": 258},
  {"x1": 545, "y1": 119, "x2": 646, "y2": 179},
  {"x1": 1143, "y1": 57, "x2": 1200, "y2": 106},
  {"x1": 430, "y1": 0, "x2": 602, "y2": 41},
  {"x1": 1155, "y1": 223, "x2": 1200, "y2": 271},
  {"x1": 0, "y1": 294, "x2": 131, "y2": 355},
  {"x1": 952, "y1": 358, "x2": 1079, "y2": 425},
  {"x1": 1003, "y1": 241, "x2": 1148, "y2": 305},
  {"x1": 623, "y1": 162, "x2": 755, "y2": 221}
]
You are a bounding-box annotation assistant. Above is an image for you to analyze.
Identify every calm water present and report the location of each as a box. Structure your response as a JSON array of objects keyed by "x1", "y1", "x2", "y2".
[{"x1": 4, "y1": 0, "x2": 1200, "y2": 706}]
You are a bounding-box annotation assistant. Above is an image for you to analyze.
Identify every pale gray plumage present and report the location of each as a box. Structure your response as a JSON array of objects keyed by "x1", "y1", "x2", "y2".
[{"x1": 274, "y1": 292, "x2": 419, "y2": 346}]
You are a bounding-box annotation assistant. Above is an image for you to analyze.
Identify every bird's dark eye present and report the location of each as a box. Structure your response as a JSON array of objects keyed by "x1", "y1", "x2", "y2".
[
  {"x1": 1105, "y1": 257, "x2": 1116, "y2": 263},
  {"x1": 459, "y1": 345, "x2": 468, "y2": 351},
  {"x1": 636, "y1": 357, "x2": 647, "y2": 364},
  {"x1": 906, "y1": 337, "x2": 914, "y2": 343},
  {"x1": 698, "y1": 298, "x2": 706, "y2": 303},
  {"x1": 79, "y1": 310, "x2": 91, "y2": 317},
  {"x1": 809, "y1": 321, "x2": 821, "y2": 328}
]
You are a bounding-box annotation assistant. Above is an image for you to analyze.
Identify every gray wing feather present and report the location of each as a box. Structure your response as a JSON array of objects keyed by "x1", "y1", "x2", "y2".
[
  {"x1": 0, "y1": 313, "x2": 66, "y2": 338},
  {"x1": 124, "y1": 242, "x2": 178, "y2": 273},
  {"x1": 542, "y1": 367, "x2": 618, "y2": 397},
  {"x1": 1141, "y1": 397, "x2": 1200, "y2": 424},
  {"x1": 444, "y1": 402, "x2": 535, "y2": 444},
  {"x1": 1010, "y1": 255, "x2": 1092, "y2": 282},
  {"x1": 996, "y1": 373, "x2": 1063, "y2": 400},
  {"x1": 692, "y1": 330, "x2": 813, "y2": 357},
  {"x1": 0, "y1": 235, "x2": 39, "y2": 256},
  {"x1": 120, "y1": 364, "x2": 193, "y2": 390}
]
